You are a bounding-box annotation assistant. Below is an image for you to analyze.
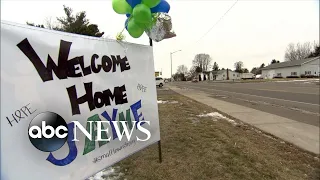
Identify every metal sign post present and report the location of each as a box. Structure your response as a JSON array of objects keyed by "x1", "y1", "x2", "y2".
[{"x1": 149, "y1": 38, "x2": 163, "y2": 163}]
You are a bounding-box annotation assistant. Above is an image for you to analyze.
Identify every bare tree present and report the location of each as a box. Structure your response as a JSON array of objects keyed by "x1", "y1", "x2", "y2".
[
  {"x1": 202, "y1": 55, "x2": 211, "y2": 72},
  {"x1": 285, "y1": 42, "x2": 317, "y2": 61},
  {"x1": 234, "y1": 61, "x2": 244, "y2": 73},
  {"x1": 188, "y1": 66, "x2": 201, "y2": 79},
  {"x1": 307, "y1": 41, "x2": 320, "y2": 58},
  {"x1": 284, "y1": 43, "x2": 296, "y2": 61},
  {"x1": 192, "y1": 53, "x2": 212, "y2": 72},
  {"x1": 296, "y1": 42, "x2": 312, "y2": 60},
  {"x1": 176, "y1": 65, "x2": 188, "y2": 75},
  {"x1": 188, "y1": 66, "x2": 196, "y2": 78}
]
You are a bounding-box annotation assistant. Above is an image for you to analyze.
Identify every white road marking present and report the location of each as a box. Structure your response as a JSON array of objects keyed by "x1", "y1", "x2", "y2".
[
  {"x1": 185, "y1": 85, "x2": 320, "y2": 107},
  {"x1": 201, "y1": 82, "x2": 319, "y2": 95}
]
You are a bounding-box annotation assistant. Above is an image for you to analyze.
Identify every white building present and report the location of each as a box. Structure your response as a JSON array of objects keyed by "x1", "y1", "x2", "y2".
[
  {"x1": 209, "y1": 72, "x2": 214, "y2": 80},
  {"x1": 198, "y1": 72, "x2": 214, "y2": 81},
  {"x1": 212, "y1": 69, "x2": 241, "y2": 80},
  {"x1": 261, "y1": 57, "x2": 320, "y2": 79},
  {"x1": 198, "y1": 72, "x2": 206, "y2": 81}
]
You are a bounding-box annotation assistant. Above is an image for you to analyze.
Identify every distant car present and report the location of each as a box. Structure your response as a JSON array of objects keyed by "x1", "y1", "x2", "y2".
[
  {"x1": 156, "y1": 77, "x2": 164, "y2": 87},
  {"x1": 255, "y1": 74, "x2": 263, "y2": 79},
  {"x1": 192, "y1": 78, "x2": 198, "y2": 82}
]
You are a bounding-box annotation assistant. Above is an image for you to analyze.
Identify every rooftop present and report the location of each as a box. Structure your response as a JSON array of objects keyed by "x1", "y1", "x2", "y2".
[
  {"x1": 211, "y1": 69, "x2": 238, "y2": 75},
  {"x1": 261, "y1": 56, "x2": 319, "y2": 70}
]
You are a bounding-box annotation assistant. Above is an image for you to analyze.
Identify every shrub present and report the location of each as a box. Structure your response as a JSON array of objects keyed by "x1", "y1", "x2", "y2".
[
  {"x1": 273, "y1": 76, "x2": 283, "y2": 79},
  {"x1": 286, "y1": 76, "x2": 300, "y2": 78}
]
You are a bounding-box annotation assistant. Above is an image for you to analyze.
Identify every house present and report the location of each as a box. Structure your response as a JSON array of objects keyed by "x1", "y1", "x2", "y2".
[
  {"x1": 209, "y1": 72, "x2": 214, "y2": 80},
  {"x1": 198, "y1": 72, "x2": 211, "y2": 81},
  {"x1": 261, "y1": 56, "x2": 320, "y2": 79},
  {"x1": 204, "y1": 71, "x2": 214, "y2": 81},
  {"x1": 212, "y1": 69, "x2": 241, "y2": 80},
  {"x1": 241, "y1": 73, "x2": 255, "y2": 79},
  {"x1": 197, "y1": 72, "x2": 203, "y2": 81}
]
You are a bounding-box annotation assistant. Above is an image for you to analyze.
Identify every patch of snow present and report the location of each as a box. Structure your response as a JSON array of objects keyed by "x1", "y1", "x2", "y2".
[
  {"x1": 274, "y1": 79, "x2": 319, "y2": 83},
  {"x1": 157, "y1": 100, "x2": 168, "y2": 104},
  {"x1": 254, "y1": 129, "x2": 262, "y2": 134},
  {"x1": 214, "y1": 95, "x2": 227, "y2": 97},
  {"x1": 87, "y1": 167, "x2": 123, "y2": 180},
  {"x1": 198, "y1": 112, "x2": 225, "y2": 118},
  {"x1": 262, "y1": 134, "x2": 276, "y2": 140},
  {"x1": 224, "y1": 118, "x2": 238, "y2": 125},
  {"x1": 292, "y1": 79, "x2": 319, "y2": 82},
  {"x1": 197, "y1": 112, "x2": 237, "y2": 125},
  {"x1": 157, "y1": 100, "x2": 179, "y2": 104},
  {"x1": 190, "y1": 118, "x2": 200, "y2": 124}
]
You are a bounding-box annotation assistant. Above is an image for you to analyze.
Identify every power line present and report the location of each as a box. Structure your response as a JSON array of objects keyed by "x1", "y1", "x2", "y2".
[
  {"x1": 169, "y1": 0, "x2": 239, "y2": 69},
  {"x1": 194, "y1": 0, "x2": 239, "y2": 44}
]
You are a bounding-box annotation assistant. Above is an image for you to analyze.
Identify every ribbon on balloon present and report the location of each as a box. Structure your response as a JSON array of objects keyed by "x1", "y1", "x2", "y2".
[{"x1": 112, "y1": 0, "x2": 171, "y2": 39}]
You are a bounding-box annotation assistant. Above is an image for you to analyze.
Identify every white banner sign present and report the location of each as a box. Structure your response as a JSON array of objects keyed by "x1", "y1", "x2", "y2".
[{"x1": 0, "y1": 21, "x2": 160, "y2": 180}]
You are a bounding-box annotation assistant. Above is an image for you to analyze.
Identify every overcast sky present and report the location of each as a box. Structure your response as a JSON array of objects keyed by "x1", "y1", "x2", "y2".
[{"x1": 1, "y1": 0, "x2": 319, "y2": 78}]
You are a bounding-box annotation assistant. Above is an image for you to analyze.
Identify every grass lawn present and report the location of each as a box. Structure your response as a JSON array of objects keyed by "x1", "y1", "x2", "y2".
[{"x1": 113, "y1": 89, "x2": 320, "y2": 180}]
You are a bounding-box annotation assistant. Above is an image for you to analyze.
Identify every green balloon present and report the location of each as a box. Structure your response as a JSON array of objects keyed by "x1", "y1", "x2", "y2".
[
  {"x1": 132, "y1": 4, "x2": 152, "y2": 24},
  {"x1": 112, "y1": 0, "x2": 132, "y2": 14},
  {"x1": 142, "y1": 0, "x2": 161, "y2": 8},
  {"x1": 133, "y1": 17, "x2": 153, "y2": 29},
  {"x1": 143, "y1": 20, "x2": 154, "y2": 29},
  {"x1": 127, "y1": 18, "x2": 145, "y2": 38}
]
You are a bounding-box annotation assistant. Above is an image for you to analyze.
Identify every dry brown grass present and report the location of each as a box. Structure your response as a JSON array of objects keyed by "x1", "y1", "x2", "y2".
[{"x1": 114, "y1": 89, "x2": 320, "y2": 180}]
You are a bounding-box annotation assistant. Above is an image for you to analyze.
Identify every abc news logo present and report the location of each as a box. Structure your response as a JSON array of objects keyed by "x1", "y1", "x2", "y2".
[{"x1": 28, "y1": 112, "x2": 151, "y2": 152}]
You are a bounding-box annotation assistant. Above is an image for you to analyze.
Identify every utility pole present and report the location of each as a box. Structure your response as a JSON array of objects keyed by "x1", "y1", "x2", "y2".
[{"x1": 170, "y1": 50, "x2": 182, "y2": 81}]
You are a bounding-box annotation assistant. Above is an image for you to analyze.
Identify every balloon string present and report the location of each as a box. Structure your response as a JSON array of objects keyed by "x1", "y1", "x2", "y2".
[
  {"x1": 116, "y1": 16, "x2": 133, "y2": 41},
  {"x1": 120, "y1": 28, "x2": 125, "y2": 34}
]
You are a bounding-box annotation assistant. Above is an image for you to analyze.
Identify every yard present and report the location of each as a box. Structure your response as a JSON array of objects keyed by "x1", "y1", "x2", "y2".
[{"x1": 100, "y1": 88, "x2": 319, "y2": 180}]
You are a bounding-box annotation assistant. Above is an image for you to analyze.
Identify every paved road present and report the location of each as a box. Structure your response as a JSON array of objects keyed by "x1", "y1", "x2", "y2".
[{"x1": 172, "y1": 79, "x2": 320, "y2": 127}]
